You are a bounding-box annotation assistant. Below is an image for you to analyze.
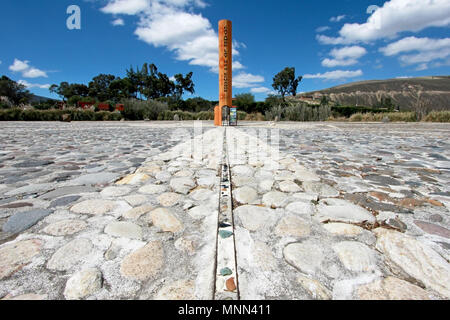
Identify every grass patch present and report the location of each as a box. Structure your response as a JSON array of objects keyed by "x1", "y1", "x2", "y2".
[
  {"x1": 0, "y1": 108, "x2": 123, "y2": 121},
  {"x1": 349, "y1": 112, "x2": 417, "y2": 122},
  {"x1": 423, "y1": 111, "x2": 450, "y2": 122},
  {"x1": 244, "y1": 113, "x2": 266, "y2": 121}
]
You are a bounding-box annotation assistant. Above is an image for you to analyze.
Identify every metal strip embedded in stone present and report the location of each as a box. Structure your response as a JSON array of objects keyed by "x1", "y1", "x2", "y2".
[{"x1": 214, "y1": 128, "x2": 239, "y2": 300}]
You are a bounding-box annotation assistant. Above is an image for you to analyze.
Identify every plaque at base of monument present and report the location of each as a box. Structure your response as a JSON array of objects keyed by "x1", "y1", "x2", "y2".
[{"x1": 229, "y1": 107, "x2": 237, "y2": 126}]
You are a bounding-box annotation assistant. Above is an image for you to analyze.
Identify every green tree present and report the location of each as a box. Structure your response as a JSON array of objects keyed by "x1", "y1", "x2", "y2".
[
  {"x1": 173, "y1": 72, "x2": 195, "y2": 100},
  {"x1": 234, "y1": 93, "x2": 255, "y2": 113},
  {"x1": 49, "y1": 82, "x2": 88, "y2": 103},
  {"x1": 0, "y1": 76, "x2": 31, "y2": 106},
  {"x1": 88, "y1": 74, "x2": 116, "y2": 101},
  {"x1": 49, "y1": 84, "x2": 61, "y2": 100},
  {"x1": 272, "y1": 67, "x2": 303, "y2": 101},
  {"x1": 140, "y1": 63, "x2": 159, "y2": 100},
  {"x1": 184, "y1": 97, "x2": 212, "y2": 112},
  {"x1": 68, "y1": 95, "x2": 83, "y2": 107},
  {"x1": 71, "y1": 83, "x2": 89, "y2": 97},
  {"x1": 157, "y1": 73, "x2": 175, "y2": 98},
  {"x1": 109, "y1": 77, "x2": 134, "y2": 101},
  {"x1": 320, "y1": 95, "x2": 329, "y2": 106},
  {"x1": 125, "y1": 66, "x2": 141, "y2": 99}
]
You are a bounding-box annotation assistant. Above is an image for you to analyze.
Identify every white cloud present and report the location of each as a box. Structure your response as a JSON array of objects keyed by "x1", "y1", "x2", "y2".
[
  {"x1": 9, "y1": 59, "x2": 30, "y2": 72},
  {"x1": 316, "y1": 34, "x2": 353, "y2": 45},
  {"x1": 380, "y1": 37, "x2": 450, "y2": 56},
  {"x1": 101, "y1": 0, "x2": 150, "y2": 15},
  {"x1": 330, "y1": 15, "x2": 346, "y2": 23},
  {"x1": 233, "y1": 41, "x2": 246, "y2": 50},
  {"x1": 316, "y1": 26, "x2": 330, "y2": 33},
  {"x1": 18, "y1": 80, "x2": 50, "y2": 89},
  {"x1": 112, "y1": 18, "x2": 125, "y2": 26},
  {"x1": 380, "y1": 37, "x2": 450, "y2": 69},
  {"x1": 322, "y1": 58, "x2": 357, "y2": 67},
  {"x1": 322, "y1": 46, "x2": 367, "y2": 67},
  {"x1": 250, "y1": 87, "x2": 274, "y2": 94},
  {"x1": 22, "y1": 68, "x2": 48, "y2": 78},
  {"x1": 415, "y1": 63, "x2": 428, "y2": 71},
  {"x1": 432, "y1": 58, "x2": 450, "y2": 68},
  {"x1": 329, "y1": 46, "x2": 367, "y2": 60},
  {"x1": 304, "y1": 69, "x2": 363, "y2": 80},
  {"x1": 233, "y1": 73, "x2": 264, "y2": 88},
  {"x1": 400, "y1": 48, "x2": 450, "y2": 65},
  {"x1": 101, "y1": 0, "x2": 246, "y2": 73},
  {"x1": 135, "y1": 11, "x2": 211, "y2": 47},
  {"x1": 317, "y1": 0, "x2": 450, "y2": 45},
  {"x1": 9, "y1": 59, "x2": 48, "y2": 78}
]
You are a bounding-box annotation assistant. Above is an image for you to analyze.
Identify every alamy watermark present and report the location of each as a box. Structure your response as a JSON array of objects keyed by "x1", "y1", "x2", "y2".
[
  {"x1": 66, "y1": 5, "x2": 81, "y2": 30},
  {"x1": 367, "y1": 5, "x2": 382, "y2": 30},
  {"x1": 167, "y1": 122, "x2": 281, "y2": 171}
]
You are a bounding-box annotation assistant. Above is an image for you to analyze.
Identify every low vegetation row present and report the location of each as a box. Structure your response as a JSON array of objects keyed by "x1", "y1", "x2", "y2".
[
  {"x1": 1, "y1": 65, "x2": 449, "y2": 122},
  {"x1": 1, "y1": 102, "x2": 449, "y2": 123}
]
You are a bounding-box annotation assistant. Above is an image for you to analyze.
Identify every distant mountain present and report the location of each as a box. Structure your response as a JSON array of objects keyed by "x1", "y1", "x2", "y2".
[
  {"x1": 29, "y1": 94, "x2": 59, "y2": 104},
  {"x1": 299, "y1": 76, "x2": 450, "y2": 111}
]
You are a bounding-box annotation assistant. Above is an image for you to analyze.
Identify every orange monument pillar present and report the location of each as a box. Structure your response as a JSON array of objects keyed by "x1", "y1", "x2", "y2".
[{"x1": 215, "y1": 19, "x2": 232, "y2": 126}]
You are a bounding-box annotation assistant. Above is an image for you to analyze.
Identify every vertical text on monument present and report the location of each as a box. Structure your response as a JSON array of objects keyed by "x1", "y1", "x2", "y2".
[{"x1": 219, "y1": 20, "x2": 232, "y2": 109}]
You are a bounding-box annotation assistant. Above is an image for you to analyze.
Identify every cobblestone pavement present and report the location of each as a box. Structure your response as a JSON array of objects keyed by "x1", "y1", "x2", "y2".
[{"x1": 0, "y1": 121, "x2": 449, "y2": 300}]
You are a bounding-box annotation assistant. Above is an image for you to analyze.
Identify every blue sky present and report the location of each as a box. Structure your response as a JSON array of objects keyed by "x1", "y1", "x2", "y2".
[{"x1": 1, "y1": 0, "x2": 449, "y2": 101}]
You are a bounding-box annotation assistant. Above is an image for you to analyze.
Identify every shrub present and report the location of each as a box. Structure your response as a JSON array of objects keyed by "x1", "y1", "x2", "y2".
[
  {"x1": 22, "y1": 109, "x2": 41, "y2": 121},
  {"x1": 326, "y1": 116, "x2": 348, "y2": 122},
  {"x1": 237, "y1": 111, "x2": 247, "y2": 120},
  {"x1": 0, "y1": 108, "x2": 23, "y2": 120},
  {"x1": 0, "y1": 108, "x2": 123, "y2": 121},
  {"x1": 423, "y1": 111, "x2": 450, "y2": 122},
  {"x1": 332, "y1": 105, "x2": 389, "y2": 118},
  {"x1": 265, "y1": 95, "x2": 285, "y2": 109},
  {"x1": 0, "y1": 98, "x2": 13, "y2": 109},
  {"x1": 265, "y1": 102, "x2": 331, "y2": 121},
  {"x1": 196, "y1": 111, "x2": 214, "y2": 120},
  {"x1": 350, "y1": 112, "x2": 417, "y2": 122},
  {"x1": 121, "y1": 99, "x2": 168, "y2": 120},
  {"x1": 377, "y1": 112, "x2": 416, "y2": 122},
  {"x1": 244, "y1": 113, "x2": 266, "y2": 121},
  {"x1": 265, "y1": 105, "x2": 284, "y2": 121},
  {"x1": 349, "y1": 113, "x2": 364, "y2": 122},
  {"x1": 94, "y1": 111, "x2": 108, "y2": 121},
  {"x1": 157, "y1": 110, "x2": 174, "y2": 120},
  {"x1": 33, "y1": 104, "x2": 53, "y2": 110},
  {"x1": 0, "y1": 102, "x2": 10, "y2": 109},
  {"x1": 156, "y1": 110, "x2": 216, "y2": 121}
]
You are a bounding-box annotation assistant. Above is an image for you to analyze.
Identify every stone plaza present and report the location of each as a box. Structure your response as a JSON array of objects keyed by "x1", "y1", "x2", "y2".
[{"x1": 0, "y1": 121, "x2": 449, "y2": 300}]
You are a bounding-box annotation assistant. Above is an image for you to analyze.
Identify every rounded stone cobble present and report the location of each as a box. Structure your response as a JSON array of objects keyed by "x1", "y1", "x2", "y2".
[
  {"x1": 262, "y1": 191, "x2": 288, "y2": 208},
  {"x1": 47, "y1": 238, "x2": 93, "y2": 271},
  {"x1": 42, "y1": 219, "x2": 88, "y2": 236},
  {"x1": 120, "y1": 241, "x2": 164, "y2": 281},
  {"x1": 64, "y1": 268, "x2": 103, "y2": 300},
  {"x1": 149, "y1": 208, "x2": 183, "y2": 233},
  {"x1": 1, "y1": 122, "x2": 449, "y2": 300},
  {"x1": 71, "y1": 200, "x2": 118, "y2": 215},
  {"x1": 0, "y1": 239, "x2": 42, "y2": 280},
  {"x1": 158, "y1": 193, "x2": 182, "y2": 207},
  {"x1": 233, "y1": 186, "x2": 258, "y2": 205}
]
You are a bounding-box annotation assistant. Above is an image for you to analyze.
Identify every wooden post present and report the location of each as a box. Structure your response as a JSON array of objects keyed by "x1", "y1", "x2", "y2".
[{"x1": 216, "y1": 19, "x2": 233, "y2": 126}]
